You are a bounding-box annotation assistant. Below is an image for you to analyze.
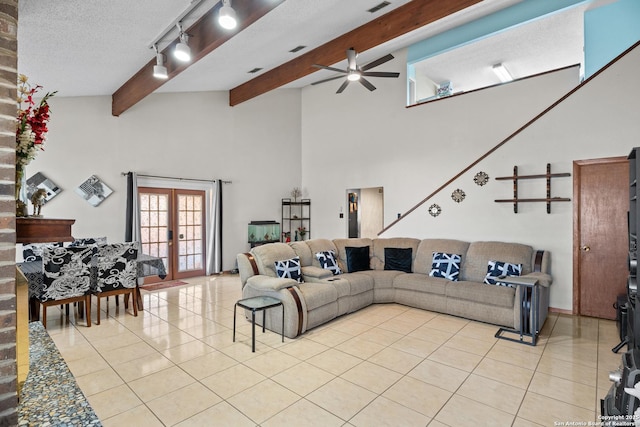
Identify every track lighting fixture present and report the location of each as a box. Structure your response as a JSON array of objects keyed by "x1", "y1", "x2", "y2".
[
  {"x1": 174, "y1": 22, "x2": 191, "y2": 62},
  {"x1": 152, "y1": 45, "x2": 168, "y2": 79},
  {"x1": 218, "y1": 0, "x2": 238, "y2": 30},
  {"x1": 492, "y1": 63, "x2": 513, "y2": 83}
]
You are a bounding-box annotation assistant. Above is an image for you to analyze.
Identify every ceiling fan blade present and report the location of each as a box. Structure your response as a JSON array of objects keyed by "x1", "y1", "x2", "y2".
[
  {"x1": 336, "y1": 79, "x2": 350, "y2": 94},
  {"x1": 346, "y1": 48, "x2": 357, "y2": 70},
  {"x1": 311, "y1": 75, "x2": 347, "y2": 86},
  {"x1": 361, "y1": 54, "x2": 394, "y2": 71},
  {"x1": 359, "y1": 77, "x2": 376, "y2": 92},
  {"x1": 312, "y1": 64, "x2": 347, "y2": 74},
  {"x1": 362, "y1": 71, "x2": 400, "y2": 78}
]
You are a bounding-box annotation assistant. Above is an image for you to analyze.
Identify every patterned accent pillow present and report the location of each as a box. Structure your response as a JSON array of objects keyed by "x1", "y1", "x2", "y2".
[
  {"x1": 429, "y1": 252, "x2": 461, "y2": 281},
  {"x1": 484, "y1": 260, "x2": 522, "y2": 287},
  {"x1": 274, "y1": 256, "x2": 303, "y2": 283},
  {"x1": 316, "y1": 251, "x2": 342, "y2": 275},
  {"x1": 23, "y1": 242, "x2": 64, "y2": 262}
]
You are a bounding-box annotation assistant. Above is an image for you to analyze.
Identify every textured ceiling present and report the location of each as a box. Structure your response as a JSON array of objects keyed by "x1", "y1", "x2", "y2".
[{"x1": 17, "y1": 0, "x2": 604, "y2": 100}]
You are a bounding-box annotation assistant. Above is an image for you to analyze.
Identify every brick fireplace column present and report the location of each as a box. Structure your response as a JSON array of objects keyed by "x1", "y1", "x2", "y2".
[{"x1": 0, "y1": 0, "x2": 18, "y2": 425}]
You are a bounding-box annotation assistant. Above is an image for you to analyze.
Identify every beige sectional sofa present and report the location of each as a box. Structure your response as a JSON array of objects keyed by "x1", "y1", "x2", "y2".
[{"x1": 236, "y1": 237, "x2": 552, "y2": 339}]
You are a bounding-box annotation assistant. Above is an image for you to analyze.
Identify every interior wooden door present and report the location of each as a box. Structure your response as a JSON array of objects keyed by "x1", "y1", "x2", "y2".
[
  {"x1": 574, "y1": 157, "x2": 629, "y2": 319},
  {"x1": 138, "y1": 187, "x2": 206, "y2": 282}
]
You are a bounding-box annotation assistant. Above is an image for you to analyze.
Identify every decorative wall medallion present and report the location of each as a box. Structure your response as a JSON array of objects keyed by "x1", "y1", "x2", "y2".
[
  {"x1": 474, "y1": 171, "x2": 489, "y2": 186},
  {"x1": 451, "y1": 189, "x2": 465, "y2": 203},
  {"x1": 428, "y1": 204, "x2": 441, "y2": 217}
]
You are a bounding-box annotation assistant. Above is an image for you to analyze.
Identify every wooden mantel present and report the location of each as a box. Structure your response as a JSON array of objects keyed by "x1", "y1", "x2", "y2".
[{"x1": 16, "y1": 218, "x2": 75, "y2": 244}]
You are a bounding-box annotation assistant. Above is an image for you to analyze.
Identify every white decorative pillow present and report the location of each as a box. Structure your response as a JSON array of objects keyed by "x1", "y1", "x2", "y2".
[
  {"x1": 484, "y1": 260, "x2": 522, "y2": 287},
  {"x1": 274, "y1": 256, "x2": 303, "y2": 283},
  {"x1": 429, "y1": 252, "x2": 461, "y2": 281},
  {"x1": 315, "y1": 250, "x2": 342, "y2": 275}
]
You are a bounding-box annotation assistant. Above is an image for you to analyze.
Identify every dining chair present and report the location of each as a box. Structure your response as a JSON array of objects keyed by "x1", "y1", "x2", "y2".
[
  {"x1": 36, "y1": 245, "x2": 95, "y2": 328},
  {"x1": 92, "y1": 243, "x2": 138, "y2": 325}
]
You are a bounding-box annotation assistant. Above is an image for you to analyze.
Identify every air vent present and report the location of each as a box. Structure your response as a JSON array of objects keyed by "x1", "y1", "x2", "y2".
[
  {"x1": 247, "y1": 67, "x2": 263, "y2": 74},
  {"x1": 368, "y1": 1, "x2": 390, "y2": 13},
  {"x1": 289, "y1": 45, "x2": 306, "y2": 53}
]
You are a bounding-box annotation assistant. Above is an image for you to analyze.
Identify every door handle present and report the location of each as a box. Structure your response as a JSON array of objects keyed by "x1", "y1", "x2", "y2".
[{"x1": 581, "y1": 245, "x2": 590, "y2": 252}]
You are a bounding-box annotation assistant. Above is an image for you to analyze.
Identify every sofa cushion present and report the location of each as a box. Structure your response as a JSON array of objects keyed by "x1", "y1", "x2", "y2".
[
  {"x1": 371, "y1": 238, "x2": 421, "y2": 270},
  {"x1": 358, "y1": 270, "x2": 403, "y2": 290},
  {"x1": 297, "y1": 282, "x2": 339, "y2": 310},
  {"x1": 251, "y1": 243, "x2": 298, "y2": 277},
  {"x1": 414, "y1": 239, "x2": 470, "y2": 274},
  {"x1": 461, "y1": 241, "x2": 533, "y2": 283},
  {"x1": 446, "y1": 280, "x2": 515, "y2": 308},
  {"x1": 384, "y1": 247, "x2": 413, "y2": 273},
  {"x1": 394, "y1": 273, "x2": 447, "y2": 295},
  {"x1": 316, "y1": 250, "x2": 342, "y2": 275},
  {"x1": 345, "y1": 246, "x2": 371, "y2": 272},
  {"x1": 337, "y1": 272, "x2": 374, "y2": 295},
  {"x1": 484, "y1": 260, "x2": 522, "y2": 287},
  {"x1": 289, "y1": 241, "x2": 313, "y2": 266},
  {"x1": 430, "y1": 252, "x2": 461, "y2": 281},
  {"x1": 274, "y1": 256, "x2": 303, "y2": 283}
]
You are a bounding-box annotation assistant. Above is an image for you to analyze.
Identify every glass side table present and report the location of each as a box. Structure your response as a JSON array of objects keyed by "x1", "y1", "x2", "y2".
[
  {"x1": 233, "y1": 296, "x2": 284, "y2": 352},
  {"x1": 492, "y1": 275, "x2": 540, "y2": 346}
]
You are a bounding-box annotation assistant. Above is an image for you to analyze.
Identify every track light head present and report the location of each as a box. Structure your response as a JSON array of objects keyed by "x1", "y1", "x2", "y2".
[
  {"x1": 218, "y1": 0, "x2": 237, "y2": 30},
  {"x1": 153, "y1": 53, "x2": 168, "y2": 79},
  {"x1": 174, "y1": 23, "x2": 191, "y2": 62}
]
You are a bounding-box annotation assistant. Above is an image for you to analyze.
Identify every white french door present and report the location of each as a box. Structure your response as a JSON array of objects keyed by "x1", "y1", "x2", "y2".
[{"x1": 138, "y1": 187, "x2": 206, "y2": 282}]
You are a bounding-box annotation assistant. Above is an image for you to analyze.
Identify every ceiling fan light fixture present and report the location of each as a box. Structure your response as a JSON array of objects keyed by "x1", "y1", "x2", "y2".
[
  {"x1": 347, "y1": 70, "x2": 361, "y2": 81},
  {"x1": 492, "y1": 63, "x2": 513, "y2": 83},
  {"x1": 218, "y1": 0, "x2": 238, "y2": 30}
]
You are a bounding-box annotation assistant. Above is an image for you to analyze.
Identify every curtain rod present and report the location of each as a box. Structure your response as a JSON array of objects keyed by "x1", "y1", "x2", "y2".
[{"x1": 121, "y1": 172, "x2": 231, "y2": 184}]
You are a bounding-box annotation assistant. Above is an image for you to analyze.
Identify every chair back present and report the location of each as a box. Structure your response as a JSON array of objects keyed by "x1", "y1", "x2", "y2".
[
  {"x1": 41, "y1": 246, "x2": 95, "y2": 302},
  {"x1": 95, "y1": 243, "x2": 138, "y2": 292}
]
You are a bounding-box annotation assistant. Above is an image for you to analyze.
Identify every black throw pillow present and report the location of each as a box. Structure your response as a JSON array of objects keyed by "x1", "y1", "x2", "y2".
[
  {"x1": 384, "y1": 247, "x2": 412, "y2": 273},
  {"x1": 345, "y1": 246, "x2": 370, "y2": 272}
]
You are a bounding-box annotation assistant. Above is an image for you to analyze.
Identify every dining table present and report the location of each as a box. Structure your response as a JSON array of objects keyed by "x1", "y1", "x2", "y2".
[{"x1": 19, "y1": 253, "x2": 167, "y2": 321}]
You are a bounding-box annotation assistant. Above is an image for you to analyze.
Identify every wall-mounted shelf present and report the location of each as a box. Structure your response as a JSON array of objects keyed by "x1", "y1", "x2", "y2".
[{"x1": 495, "y1": 164, "x2": 571, "y2": 213}]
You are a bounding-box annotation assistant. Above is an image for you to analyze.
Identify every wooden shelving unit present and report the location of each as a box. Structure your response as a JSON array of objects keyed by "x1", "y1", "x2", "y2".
[{"x1": 495, "y1": 164, "x2": 571, "y2": 213}]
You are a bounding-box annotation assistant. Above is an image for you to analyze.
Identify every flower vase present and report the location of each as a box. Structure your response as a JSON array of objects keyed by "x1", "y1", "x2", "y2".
[{"x1": 15, "y1": 166, "x2": 28, "y2": 217}]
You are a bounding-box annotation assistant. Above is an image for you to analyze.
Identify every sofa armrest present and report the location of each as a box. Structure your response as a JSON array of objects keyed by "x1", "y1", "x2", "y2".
[
  {"x1": 302, "y1": 266, "x2": 333, "y2": 280},
  {"x1": 522, "y1": 272, "x2": 552, "y2": 287},
  {"x1": 246, "y1": 275, "x2": 298, "y2": 291}
]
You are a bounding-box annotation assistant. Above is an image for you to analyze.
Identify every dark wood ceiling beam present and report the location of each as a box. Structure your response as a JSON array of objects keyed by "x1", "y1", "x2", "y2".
[
  {"x1": 229, "y1": 0, "x2": 481, "y2": 106},
  {"x1": 112, "y1": 0, "x2": 285, "y2": 116}
]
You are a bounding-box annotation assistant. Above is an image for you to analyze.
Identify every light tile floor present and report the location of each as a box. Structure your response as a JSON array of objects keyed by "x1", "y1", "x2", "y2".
[{"x1": 39, "y1": 274, "x2": 622, "y2": 426}]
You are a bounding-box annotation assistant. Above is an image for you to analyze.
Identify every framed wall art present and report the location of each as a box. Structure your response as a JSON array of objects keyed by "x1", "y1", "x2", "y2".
[
  {"x1": 26, "y1": 172, "x2": 62, "y2": 204},
  {"x1": 75, "y1": 175, "x2": 113, "y2": 207}
]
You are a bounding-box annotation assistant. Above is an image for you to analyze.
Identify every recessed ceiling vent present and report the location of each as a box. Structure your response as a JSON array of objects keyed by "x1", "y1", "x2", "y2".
[
  {"x1": 247, "y1": 67, "x2": 263, "y2": 74},
  {"x1": 289, "y1": 45, "x2": 306, "y2": 53},
  {"x1": 368, "y1": 1, "x2": 390, "y2": 13}
]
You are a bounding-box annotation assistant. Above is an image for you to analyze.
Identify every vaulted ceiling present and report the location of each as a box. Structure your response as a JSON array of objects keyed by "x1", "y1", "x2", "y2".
[{"x1": 17, "y1": 0, "x2": 596, "y2": 116}]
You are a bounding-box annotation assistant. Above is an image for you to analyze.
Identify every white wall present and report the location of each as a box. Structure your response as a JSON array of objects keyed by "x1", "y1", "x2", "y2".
[
  {"x1": 28, "y1": 90, "x2": 302, "y2": 271},
  {"x1": 301, "y1": 47, "x2": 640, "y2": 312}
]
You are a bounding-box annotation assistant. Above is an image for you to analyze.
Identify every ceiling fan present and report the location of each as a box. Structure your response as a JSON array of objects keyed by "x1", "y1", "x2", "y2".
[{"x1": 312, "y1": 48, "x2": 400, "y2": 93}]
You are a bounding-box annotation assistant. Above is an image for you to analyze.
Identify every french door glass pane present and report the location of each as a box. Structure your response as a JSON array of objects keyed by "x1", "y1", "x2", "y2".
[
  {"x1": 177, "y1": 194, "x2": 204, "y2": 272},
  {"x1": 139, "y1": 192, "x2": 170, "y2": 273}
]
